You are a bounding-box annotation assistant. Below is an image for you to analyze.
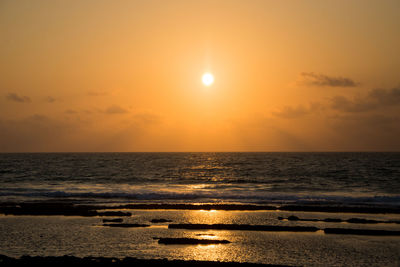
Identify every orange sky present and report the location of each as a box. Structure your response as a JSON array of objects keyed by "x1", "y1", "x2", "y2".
[{"x1": 1, "y1": 0, "x2": 400, "y2": 152}]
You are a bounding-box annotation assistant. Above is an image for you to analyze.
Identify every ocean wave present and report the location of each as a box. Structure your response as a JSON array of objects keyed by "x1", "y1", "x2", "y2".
[{"x1": 1, "y1": 188, "x2": 399, "y2": 205}]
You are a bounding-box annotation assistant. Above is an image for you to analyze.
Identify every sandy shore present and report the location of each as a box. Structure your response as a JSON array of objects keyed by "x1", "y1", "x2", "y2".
[
  {"x1": 1, "y1": 208, "x2": 399, "y2": 266},
  {"x1": 0, "y1": 255, "x2": 290, "y2": 267},
  {"x1": 1, "y1": 202, "x2": 399, "y2": 216}
]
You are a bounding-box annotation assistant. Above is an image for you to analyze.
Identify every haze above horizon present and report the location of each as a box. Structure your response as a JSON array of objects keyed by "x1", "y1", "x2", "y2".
[{"x1": 1, "y1": 0, "x2": 399, "y2": 152}]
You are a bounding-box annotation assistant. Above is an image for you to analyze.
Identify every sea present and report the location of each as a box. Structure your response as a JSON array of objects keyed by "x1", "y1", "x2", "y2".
[
  {"x1": 1, "y1": 152, "x2": 400, "y2": 266},
  {"x1": 0, "y1": 152, "x2": 399, "y2": 206}
]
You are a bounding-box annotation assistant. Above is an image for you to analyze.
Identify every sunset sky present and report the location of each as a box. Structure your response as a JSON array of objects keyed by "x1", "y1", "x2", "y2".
[{"x1": 1, "y1": 0, "x2": 399, "y2": 152}]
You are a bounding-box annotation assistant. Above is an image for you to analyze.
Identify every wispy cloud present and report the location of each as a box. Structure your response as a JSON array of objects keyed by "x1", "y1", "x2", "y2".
[
  {"x1": 331, "y1": 87, "x2": 400, "y2": 112},
  {"x1": 272, "y1": 103, "x2": 322, "y2": 119},
  {"x1": 5, "y1": 93, "x2": 31, "y2": 103},
  {"x1": 45, "y1": 96, "x2": 56, "y2": 103},
  {"x1": 298, "y1": 72, "x2": 358, "y2": 87},
  {"x1": 105, "y1": 105, "x2": 128, "y2": 114},
  {"x1": 87, "y1": 90, "x2": 108, "y2": 96},
  {"x1": 272, "y1": 105, "x2": 309, "y2": 119},
  {"x1": 65, "y1": 109, "x2": 78, "y2": 114}
]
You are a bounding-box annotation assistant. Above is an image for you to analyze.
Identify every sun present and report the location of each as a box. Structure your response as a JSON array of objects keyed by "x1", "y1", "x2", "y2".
[{"x1": 202, "y1": 73, "x2": 214, "y2": 86}]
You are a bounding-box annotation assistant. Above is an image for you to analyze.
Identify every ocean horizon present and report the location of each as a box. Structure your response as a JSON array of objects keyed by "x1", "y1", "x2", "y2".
[
  {"x1": 1, "y1": 152, "x2": 400, "y2": 266},
  {"x1": 1, "y1": 152, "x2": 399, "y2": 206}
]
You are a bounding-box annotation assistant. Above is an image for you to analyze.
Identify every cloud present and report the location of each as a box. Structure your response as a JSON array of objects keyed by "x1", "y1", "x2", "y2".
[
  {"x1": 65, "y1": 109, "x2": 78, "y2": 114},
  {"x1": 272, "y1": 105, "x2": 309, "y2": 119},
  {"x1": 0, "y1": 114, "x2": 73, "y2": 152},
  {"x1": 131, "y1": 112, "x2": 162, "y2": 125},
  {"x1": 267, "y1": 85, "x2": 400, "y2": 150},
  {"x1": 298, "y1": 72, "x2": 358, "y2": 87},
  {"x1": 272, "y1": 103, "x2": 322, "y2": 119},
  {"x1": 369, "y1": 87, "x2": 400, "y2": 106},
  {"x1": 329, "y1": 113, "x2": 400, "y2": 150},
  {"x1": 87, "y1": 90, "x2": 108, "y2": 96},
  {"x1": 5, "y1": 93, "x2": 31, "y2": 103},
  {"x1": 331, "y1": 87, "x2": 400, "y2": 112},
  {"x1": 45, "y1": 96, "x2": 56, "y2": 103},
  {"x1": 0, "y1": 110, "x2": 165, "y2": 152},
  {"x1": 105, "y1": 105, "x2": 128, "y2": 114}
]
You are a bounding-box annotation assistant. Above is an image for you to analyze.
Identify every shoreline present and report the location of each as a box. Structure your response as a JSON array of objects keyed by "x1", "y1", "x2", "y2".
[
  {"x1": 0, "y1": 255, "x2": 291, "y2": 267},
  {"x1": 1, "y1": 202, "x2": 400, "y2": 216},
  {"x1": 1, "y1": 206, "x2": 399, "y2": 266}
]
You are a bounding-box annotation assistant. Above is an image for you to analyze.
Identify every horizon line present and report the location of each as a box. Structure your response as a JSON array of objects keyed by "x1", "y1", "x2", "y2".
[{"x1": 0, "y1": 151, "x2": 399, "y2": 153}]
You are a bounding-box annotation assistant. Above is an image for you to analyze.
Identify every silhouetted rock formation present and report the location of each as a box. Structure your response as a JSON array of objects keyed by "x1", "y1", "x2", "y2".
[
  {"x1": 287, "y1": 216, "x2": 299, "y2": 221},
  {"x1": 103, "y1": 223, "x2": 150, "y2": 228},
  {"x1": 278, "y1": 216, "x2": 400, "y2": 224},
  {"x1": 98, "y1": 211, "x2": 131, "y2": 217},
  {"x1": 346, "y1": 218, "x2": 379, "y2": 224},
  {"x1": 168, "y1": 224, "x2": 319, "y2": 232},
  {"x1": 279, "y1": 205, "x2": 400, "y2": 214},
  {"x1": 150, "y1": 219, "x2": 173, "y2": 223},
  {"x1": 0, "y1": 203, "x2": 130, "y2": 217},
  {"x1": 0, "y1": 254, "x2": 293, "y2": 266},
  {"x1": 196, "y1": 233, "x2": 215, "y2": 236},
  {"x1": 1, "y1": 202, "x2": 400, "y2": 216},
  {"x1": 158, "y1": 238, "x2": 231, "y2": 245}
]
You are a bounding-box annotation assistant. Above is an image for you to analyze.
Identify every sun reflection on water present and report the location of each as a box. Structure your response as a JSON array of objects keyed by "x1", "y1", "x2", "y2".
[
  {"x1": 199, "y1": 209, "x2": 217, "y2": 213},
  {"x1": 180, "y1": 209, "x2": 243, "y2": 225},
  {"x1": 173, "y1": 210, "x2": 244, "y2": 262},
  {"x1": 178, "y1": 230, "x2": 239, "y2": 263}
]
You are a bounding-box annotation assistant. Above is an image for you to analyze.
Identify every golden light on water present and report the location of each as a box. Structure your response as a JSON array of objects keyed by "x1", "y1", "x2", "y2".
[
  {"x1": 199, "y1": 209, "x2": 217, "y2": 212},
  {"x1": 179, "y1": 230, "x2": 236, "y2": 262}
]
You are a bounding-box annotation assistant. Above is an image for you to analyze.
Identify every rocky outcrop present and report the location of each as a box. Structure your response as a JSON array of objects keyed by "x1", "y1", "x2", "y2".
[
  {"x1": 150, "y1": 219, "x2": 173, "y2": 223},
  {"x1": 157, "y1": 238, "x2": 231, "y2": 245},
  {"x1": 103, "y1": 223, "x2": 150, "y2": 228},
  {"x1": 168, "y1": 224, "x2": 319, "y2": 232}
]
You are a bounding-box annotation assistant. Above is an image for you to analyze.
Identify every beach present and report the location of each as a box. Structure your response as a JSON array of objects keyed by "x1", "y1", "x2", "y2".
[
  {"x1": 1, "y1": 202, "x2": 400, "y2": 266},
  {"x1": 0, "y1": 153, "x2": 399, "y2": 266}
]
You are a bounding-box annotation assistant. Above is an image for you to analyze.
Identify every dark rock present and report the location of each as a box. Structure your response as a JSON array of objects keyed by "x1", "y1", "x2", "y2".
[
  {"x1": 103, "y1": 223, "x2": 150, "y2": 228},
  {"x1": 97, "y1": 211, "x2": 131, "y2": 217},
  {"x1": 196, "y1": 233, "x2": 215, "y2": 236},
  {"x1": 168, "y1": 224, "x2": 319, "y2": 232},
  {"x1": 150, "y1": 219, "x2": 173, "y2": 223},
  {"x1": 0, "y1": 203, "x2": 98, "y2": 216},
  {"x1": 3, "y1": 202, "x2": 400, "y2": 216},
  {"x1": 280, "y1": 205, "x2": 400, "y2": 214},
  {"x1": 278, "y1": 216, "x2": 397, "y2": 224},
  {"x1": 287, "y1": 216, "x2": 299, "y2": 221},
  {"x1": 277, "y1": 217, "x2": 284, "y2": 220},
  {"x1": 0, "y1": 254, "x2": 293, "y2": 266},
  {"x1": 346, "y1": 218, "x2": 379, "y2": 224},
  {"x1": 158, "y1": 238, "x2": 231, "y2": 245},
  {"x1": 119, "y1": 203, "x2": 277, "y2": 211}
]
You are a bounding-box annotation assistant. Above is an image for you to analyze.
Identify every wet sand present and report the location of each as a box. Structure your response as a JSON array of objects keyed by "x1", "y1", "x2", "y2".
[
  {"x1": 1, "y1": 202, "x2": 400, "y2": 266},
  {"x1": 0, "y1": 255, "x2": 290, "y2": 267},
  {"x1": 1, "y1": 202, "x2": 400, "y2": 216}
]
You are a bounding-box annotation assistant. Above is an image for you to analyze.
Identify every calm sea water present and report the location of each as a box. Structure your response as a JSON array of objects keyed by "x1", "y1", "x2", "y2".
[
  {"x1": 0, "y1": 152, "x2": 399, "y2": 206},
  {"x1": 1, "y1": 153, "x2": 400, "y2": 266}
]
